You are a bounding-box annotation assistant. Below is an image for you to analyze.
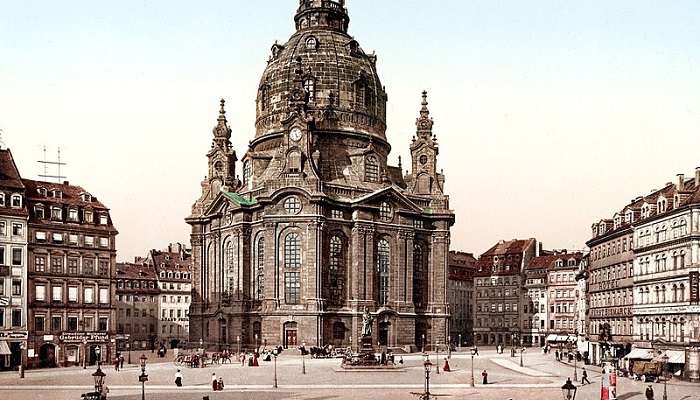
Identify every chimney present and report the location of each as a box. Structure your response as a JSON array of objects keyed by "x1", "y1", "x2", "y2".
[
  {"x1": 696, "y1": 167, "x2": 700, "y2": 187},
  {"x1": 677, "y1": 174, "x2": 685, "y2": 191}
]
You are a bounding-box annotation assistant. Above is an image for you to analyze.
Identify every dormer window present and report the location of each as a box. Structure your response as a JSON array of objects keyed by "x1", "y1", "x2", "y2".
[
  {"x1": 80, "y1": 193, "x2": 92, "y2": 202},
  {"x1": 555, "y1": 260, "x2": 563, "y2": 268},
  {"x1": 658, "y1": 197, "x2": 667, "y2": 213},
  {"x1": 160, "y1": 271, "x2": 165, "y2": 278},
  {"x1": 51, "y1": 207, "x2": 62, "y2": 221},
  {"x1": 84, "y1": 210, "x2": 93, "y2": 223},
  {"x1": 68, "y1": 209, "x2": 79, "y2": 222},
  {"x1": 99, "y1": 214, "x2": 108, "y2": 225},
  {"x1": 305, "y1": 36, "x2": 318, "y2": 50},
  {"x1": 37, "y1": 187, "x2": 47, "y2": 197},
  {"x1": 641, "y1": 204, "x2": 650, "y2": 219},
  {"x1": 10, "y1": 194, "x2": 21, "y2": 208},
  {"x1": 625, "y1": 211, "x2": 633, "y2": 223},
  {"x1": 673, "y1": 195, "x2": 680, "y2": 209},
  {"x1": 568, "y1": 259, "x2": 576, "y2": 267},
  {"x1": 0, "y1": 194, "x2": 4, "y2": 207},
  {"x1": 35, "y1": 205, "x2": 46, "y2": 220},
  {"x1": 52, "y1": 190, "x2": 62, "y2": 199}
]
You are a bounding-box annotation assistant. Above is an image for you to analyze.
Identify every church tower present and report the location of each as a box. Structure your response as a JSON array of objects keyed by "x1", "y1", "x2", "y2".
[{"x1": 406, "y1": 91, "x2": 445, "y2": 196}]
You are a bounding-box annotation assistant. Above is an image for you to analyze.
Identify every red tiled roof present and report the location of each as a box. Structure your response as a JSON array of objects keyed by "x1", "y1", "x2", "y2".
[
  {"x1": 23, "y1": 178, "x2": 108, "y2": 209},
  {"x1": 150, "y1": 250, "x2": 192, "y2": 273},
  {"x1": 527, "y1": 252, "x2": 583, "y2": 271},
  {"x1": 116, "y1": 262, "x2": 158, "y2": 280},
  {"x1": 480, "y1": 238, "x2": 535, "y2": 256},
  {"x1": 0, "y1": 149, "x2": 25, "y2": 190}
]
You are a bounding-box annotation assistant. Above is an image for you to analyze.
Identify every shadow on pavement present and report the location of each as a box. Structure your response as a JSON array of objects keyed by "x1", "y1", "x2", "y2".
[{"x1": 617, "y1": 392, "x2": 641, "y2": 400}]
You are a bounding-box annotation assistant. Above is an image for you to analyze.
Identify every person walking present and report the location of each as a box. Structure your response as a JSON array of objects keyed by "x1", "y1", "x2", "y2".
[
  {"x1": 481, "y1": 370, "x2": 488, "y2": 384},
  {"x1": 581, "y1": 368, "x2": 591, "y2": 385},
  {"x1": 211, "y1": 373, "x2": 218, "y2": 391},
  {"x1": 114, "y1": 356, "x2": 120, "y2": 371},
  {"x1": 442, "y1": 358, "x2": 451, "y2": 372},
  {"x1": 645, "y1": 385, "x2": 654, "y2": 400},
  {"x1": 119, "y1": 354, "x2": 124, "y2": 369},
  {"x1": 175, "y1": 369, "x2": 183, "y2": 387},
  {"x1": 473, "y1": 346, "x2": 479, "y2": 356},
  {"x1": 217, "y1": 377, "x2": 224, "y2": 391}
]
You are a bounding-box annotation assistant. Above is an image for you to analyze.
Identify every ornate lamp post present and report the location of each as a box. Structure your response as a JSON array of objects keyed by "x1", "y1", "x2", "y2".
[
  {"x1": 272, "y1": 348, "x2": 278, "y2": 389},
  {"x1": 561, "y1": 377, "x2": 577, "y2": 400},
  {"x1": 138, "y1": 354, "x2": 148, "y2": 400},
  {"x1": 422, "y1": 354, "x2": 433, "y2": 400},
  {"x1": 301, "y1": 341, "x2": 306, "y2": 375},
  {"x1": 92, "y1": 364, "x2": 106, "y2": 398},
  {"x1": 661, "y1": 353, "x2": 669, "y2": 400},
  {"x1": 95, "y1": 346, "x2": 101, "y2": 368}
]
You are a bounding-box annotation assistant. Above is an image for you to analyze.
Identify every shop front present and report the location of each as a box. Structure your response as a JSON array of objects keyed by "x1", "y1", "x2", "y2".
[
  {"x1": 0, "y1": 331, "x2": 27, "y2": 371},
  {"x1": 28, "y1": 331, "x2": 114, "y2": 368}
]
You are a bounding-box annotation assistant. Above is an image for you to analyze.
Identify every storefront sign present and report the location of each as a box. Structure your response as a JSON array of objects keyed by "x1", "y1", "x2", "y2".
[
  {"x1": 0, "y1": 331, "x2": 28, "y2": 340},
  {"x1": 27, "y1": 349, "x2": 34, "y2": 357},
  {"x1": 690, "y1": 272, "x2": 699, "y2": 305},
  {"x1": 59, "y1": 332, "x2": 109, "y2": 344},
  {"x1": 43, "y1": 335, "x2": 54, "y2": 341},
  {"x1": 635, "y1": 305, "x2": 700, "y2": 315}
]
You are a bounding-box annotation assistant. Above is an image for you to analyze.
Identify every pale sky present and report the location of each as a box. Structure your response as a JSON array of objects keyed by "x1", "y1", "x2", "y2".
[{"x1": 1, "y1": 1, "x2": 699, "y2": 261}]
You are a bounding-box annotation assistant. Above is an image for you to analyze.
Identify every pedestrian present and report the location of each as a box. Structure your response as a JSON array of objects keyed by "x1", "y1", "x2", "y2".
[
  {"x1": 473, "y1": 346, "x2": 479, "y2": 356},
  {"x1": 399, "y1": 356, "x2": 404, "y2": 365},
  {"x1": 442, "y1": 357, "x2": 450, "y2": 372},
  {"x1": 211, "y1": 373, "x2": 217, "y2": 391},
  {"x1": 581, "y1": 368, "x2": 590, "y2": 385},
  {"x1": 119, "y1": 355, "x2": 124, "y2": 369},
  {"x1": 381, "y1": 351, "x2": 386, "y2": 366},
  {"x1": 645, "y1": 385, "x2": 654, "y2": 400},
  {"x1": 114, "y1": 356, "x2": 120, "y2": 371},
  {"x1": 217, "y1": 377, "x2": 224, "y2": 391},
  {"x1": 481, "y1": 369, "x2": 488, "y2": 384},
  {"x1": 555, "y1": 350, "x2": 559, "y2": 361},
  {"x1": 175, "y1": 369, "x2": 183, "y2": 387}
]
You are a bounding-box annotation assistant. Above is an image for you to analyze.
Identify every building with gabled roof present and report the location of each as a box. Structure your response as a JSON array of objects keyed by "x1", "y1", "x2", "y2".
[{"x1": 448, "y1": 251, "x2": 476, "y2": 347}]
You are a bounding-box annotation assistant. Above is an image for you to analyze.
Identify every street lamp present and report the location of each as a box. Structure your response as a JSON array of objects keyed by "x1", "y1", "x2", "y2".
[
  {"x1": 138, "y1": 354, "x2": 148, "y2": 400},
  {"x1": 661, "y1": 353, "x2": 669, "y2": 400},
  {"x1": 421, "y1": 334, "x2": 425, "y2": 353},
  {"x1": 83, "y1": 338, "x2": 88, "y2": 369},
  {"x1": 458, "y1": 334, "x2": 462, "y2": 351},
  {"x1": 92, "y1": 364, "x2": 106, "y2": 396},
  {"x1": 448, "y1": 335, "x2": 452, "y2": 359},
  {"x1": 561, "y1": 377, "x2": 577, "y2": 400},
  {"x1": 423, "y1": 354, "x2": 433, "y2": 400},
  {"x1": 520, "y1": 347, "x2": 525, "y2": 367},
  {"x1": 95, "y1": 346, "x2": 101, "y2": 368},
  {"x1": 301, "y1": 342, "x2": 306, "y2": 374},
  {"x1": 255, "y1": 334, "x2": 259, "y2": 352},
  {"x1": 237, "y1": 336, "x2": 240, "y2": 355},
  {"x1": 435, "y1": 341, "x2": 440, "y2": 374},
  {"x1": 470, "y1": 347, "x2": 475, "y2": 387},
  {"x1": 272, "y1": 348, "x2": 278, "y2": 389}
]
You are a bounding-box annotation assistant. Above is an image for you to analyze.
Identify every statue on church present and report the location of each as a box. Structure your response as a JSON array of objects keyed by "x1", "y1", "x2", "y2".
[{"x1": 362, "y1": 308, "x2": 374, "y2": 337}]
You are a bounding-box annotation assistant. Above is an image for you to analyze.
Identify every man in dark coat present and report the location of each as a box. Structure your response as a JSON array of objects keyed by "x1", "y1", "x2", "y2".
[{"x1": 645, "y1": 385, "x2": 654, "y2": 400}]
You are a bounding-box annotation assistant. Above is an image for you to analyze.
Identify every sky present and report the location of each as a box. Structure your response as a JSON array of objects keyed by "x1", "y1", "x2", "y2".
[{"x1": 1, "y1": 0, "x2": 699, "y2": 261}]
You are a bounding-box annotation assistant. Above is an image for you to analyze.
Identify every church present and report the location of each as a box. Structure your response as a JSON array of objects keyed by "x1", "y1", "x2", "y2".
[{"x1": 187, "y1": 0, "x2": 455, "y2": 351}]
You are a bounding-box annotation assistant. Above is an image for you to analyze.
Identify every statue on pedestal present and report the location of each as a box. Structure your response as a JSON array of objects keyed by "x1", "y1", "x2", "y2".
[{"x1": 362, "y1": 308, "x2": 374, "y2": 337}]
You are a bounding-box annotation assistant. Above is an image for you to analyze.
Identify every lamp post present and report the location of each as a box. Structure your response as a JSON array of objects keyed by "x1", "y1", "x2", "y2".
[
  {"x1": 661, "y1": 353, "x2": 669, "y2": 400},
  {"x1": 83, "y1": 338, "x2": 88, "y2": 369},
  {"x1": 421, "y1": 334, "x2": 425, "y2": 353},
  {"x1": 573, "y1": 347, "x2": 578, "y2": 382},
  {"x1": 447, "y1": 335, "x2": 452, "y2": 360},
  {"x1": 272, "y1": 348, "x2": 278, "y2": 389},
  {"x1": 470, "y1": 348, "x2": 475, "y2": 387},
  {"x1": 301, "y1": 342, "x2": 306, "y2": 375},
  {"x1": 423, "y1": 354, "x2": 433, "y2": 400},
  {"x1": 95, "y1": 346, "x2": 101, "y2": 368},
  {"x1": 458, "y1": 334, "x2": 462, "y2": 351},
  {"x1": 138, "y1": 354, "x2": 148, "y2": 400},
  {"x1": 92, "y1": 364, "x2": 106, "y2": 398},
  {"x1": 255, "y1": 334, "x2": 259, "y2": 352},
  {"x1": 520, "y1": 347, "x2": 525, "y2": 367},
  {"x1": 237, "y1": 336, "x2": 240, "y2": 355},
  {"x1": 127, "y1": 340, "x2": 131, "y2": 365},
  {"x1": 561, "y1": 377, "x2": 577, "y2": 400},
  {"x1": 435, "y1": 340, "x2": 440, "y2": 374}
]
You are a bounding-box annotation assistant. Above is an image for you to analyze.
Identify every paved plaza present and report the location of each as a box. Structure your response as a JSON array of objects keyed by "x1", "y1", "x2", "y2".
[{"x1": 0, "y1": 348, "x2": 698, "y2": 399}]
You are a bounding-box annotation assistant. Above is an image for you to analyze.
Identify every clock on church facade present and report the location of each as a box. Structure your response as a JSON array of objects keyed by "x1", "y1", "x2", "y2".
[{"x1": 186, "y1": 0, "x2": 455, "y2": 350}]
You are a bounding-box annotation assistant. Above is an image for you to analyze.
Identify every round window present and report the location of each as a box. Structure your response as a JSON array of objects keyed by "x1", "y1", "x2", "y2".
[
  {"x1": 284, "y1": 196, "x2": 302, "y2": 215},
  {"x1": 306, "y1": 37, "x2": 318, "y2": 50},
  {"x1": 419, "y1": 155, "x2": 428, "y2": 165}
]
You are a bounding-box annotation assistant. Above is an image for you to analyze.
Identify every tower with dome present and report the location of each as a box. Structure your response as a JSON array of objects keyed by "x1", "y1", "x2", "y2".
[{"x1": 187, "y1": 0, "x2": 454, "y2": 350}]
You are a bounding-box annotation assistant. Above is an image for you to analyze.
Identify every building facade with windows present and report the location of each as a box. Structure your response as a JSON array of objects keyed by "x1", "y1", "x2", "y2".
[
  {"x1": 587, "y1": 197, "x2": 642, "y2": 365},
  {"x1": 574, "y1": 254, "x2": 590, "y2": 352},
  {"x1": 24, "y1": 179, "x2": 118, "y2": 368},
  {"x1": 147, "y1": 244, "x2": 191, "y2": 348},
  {"x1": 0, "y1": 149, "x2": 28, "y2": 371},
  {"x1": 472, "y1": 239, "x2": 538, "y2": 346},
  {"x1": 187, "y1": 1, "x2": 454, "y2": 350},
  {"x1": 115, "y1": 262, "x2": 159, "y2": 352},
  {"x1": 545, "y1": 252, "x2": 583, "y2": 344},
  {"x1": 522, "y1": 255, "x2": 550, "y2": 347},
  {"x1": 630, "y1": 171, "x2": 700, "y2": 369},
  {"x1": 447, "y1": 251, "x2": 476, "y2": 347}
]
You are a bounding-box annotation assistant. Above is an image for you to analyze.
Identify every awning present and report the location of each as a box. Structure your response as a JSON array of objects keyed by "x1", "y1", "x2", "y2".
[
  {"x1": 546, "y1": 334, "x2": 558, "y2": 342},
  {"x1": 624, "y1": 348, "x2": 654, "y2": 360},
  {"x1": 654, "y1": 350, "x2": 685, "y2": 364},
  {"x1": 0, "y1": 340, "x2": 11, "y2": 356}
]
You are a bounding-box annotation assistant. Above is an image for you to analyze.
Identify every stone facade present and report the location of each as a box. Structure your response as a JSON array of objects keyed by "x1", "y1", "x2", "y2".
[
  {"x1": 522, "y1": 255, "x2": 549, "y2": 347},
  {"x1": 447, "y1": 251, "x2": 476, "y2": 347},
  {"x1": 115, "y1": 262, "x2": 159, "y2": 352},
  {"x1": 187, "y1": 0, "x2": 454, "y2": 351},
  {"x1": 473, "y1": 239, "x2": 538, "y2": 346},
  {"x1": 545, "y1": 252, "x2": 583, "y2": 338},
  {"x1": 0, "y1": 149, "x2": 28, "y2": 371}
]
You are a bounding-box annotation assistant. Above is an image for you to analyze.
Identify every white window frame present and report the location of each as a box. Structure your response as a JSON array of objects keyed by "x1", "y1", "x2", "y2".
[
  {"x1": 84, "y1": 287, "x2": 94, "y2": 304},
  {"x1": 35, "y1": 285, "x2": 46, "y2": 301},
  {"x1": 68, "y1": 286, "x2": 78, "y2": 302}
]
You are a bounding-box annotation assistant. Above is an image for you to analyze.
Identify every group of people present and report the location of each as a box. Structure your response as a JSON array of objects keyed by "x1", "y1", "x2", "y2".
[{"x1": 112, "y1": 353, "x2": 125, "y2": 371}]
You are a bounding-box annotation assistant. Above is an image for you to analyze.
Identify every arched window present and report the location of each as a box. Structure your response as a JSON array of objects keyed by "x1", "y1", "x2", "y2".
[
  {"x1": 365, "y1": 155, "x2": 379, "y2": 182},
  {"x1": 328, "y1": 235, "x2": 345, "y2": 306},
  {"x1": 224, "y1": 239, "x2": 238, "y2": 295},
  {"x1": 243, "y1": 161, "x2": 251, "y2": 185},
  {"x1": 256, "y1": 237, "x2": 265, "y2": 300},
  {"x1": 284, "y1": 233, "x2": 301, "y2": 304},
  {"x1": 672, "y1": 284, "x2": 678, "y2": 302},
  {"x1": 377, "y1": 239, "x2": 390, "y2": 305},
  {"x1": 413, "y1": 243, "x2": 427, "y2": 307},
  {"x1": 679, "y1": 284, "x2": 685, "y2": 302}
]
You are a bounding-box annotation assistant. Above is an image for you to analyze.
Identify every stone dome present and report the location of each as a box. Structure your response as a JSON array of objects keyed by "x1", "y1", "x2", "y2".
[{"x1": 254, "y1": 0, "x2": 387, "y2": 140}]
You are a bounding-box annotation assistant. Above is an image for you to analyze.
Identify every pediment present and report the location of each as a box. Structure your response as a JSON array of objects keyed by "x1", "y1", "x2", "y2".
[{"x1": 351, "y1": 186, "x2": 423, "y2": 213}]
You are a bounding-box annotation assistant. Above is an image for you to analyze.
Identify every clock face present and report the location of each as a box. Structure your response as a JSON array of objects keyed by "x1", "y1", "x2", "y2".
[
  {"x1": 290, "y1": 128, "x2": 303, "y2": 142},
  {"x1": 419, "y1": 155, "x2": 428, "y2": 165}
]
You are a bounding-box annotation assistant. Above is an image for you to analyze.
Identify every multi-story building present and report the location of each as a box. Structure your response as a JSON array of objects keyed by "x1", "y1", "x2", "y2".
[
  {"x1": 574, "y1": 254, "x2": 589, "y2": 352},
  {"x1": 630, "y1": 170, "x2": 700, "y2": 372},
  {"x1": 115, "y1": 262, "x2": 159, "y2": 352},
  {"x1": 473, "y1": 239, "x2": 538, "y2": 346},
  {"x1": 447, "y1": 251, "x2": 476, "y2": 347},
  {"x1": 587, "y1": 199, "x2": 640, "y2": 365},
  {"x1": 147, "y1": 244, "x2": 191, "y2": 348},
  {"x1": 545, "y1": 251, "x2": 583, "y2": 344},
  {"x1": 24, "y1": 179, "x2": 118, "y2": 368},
  {"x1": 187, "y1": 0, "x2": 454, "y2": 350},
  {"x1": 522, "y1": 255, "x2": 550, "y2": 347},
  {"x1": 0, "y1": 149, "x2": 28, "y2": 371}
]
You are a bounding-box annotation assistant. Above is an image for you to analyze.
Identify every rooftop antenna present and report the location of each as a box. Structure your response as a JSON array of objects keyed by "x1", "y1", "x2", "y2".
[
  {"x1": 0, "y1": 129, "x2": 5, "y2": 149},
  {"x1": 38, "y1": 146, "x2": 67, "y2": 183}
]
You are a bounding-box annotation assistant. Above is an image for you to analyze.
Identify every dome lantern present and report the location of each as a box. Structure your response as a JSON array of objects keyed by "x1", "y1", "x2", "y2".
[{"x1": 295, "y1": 0, "x2": 349, "y2": 33}]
